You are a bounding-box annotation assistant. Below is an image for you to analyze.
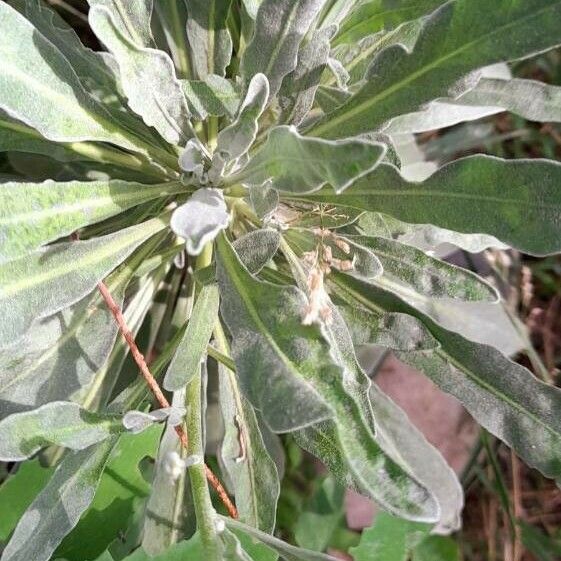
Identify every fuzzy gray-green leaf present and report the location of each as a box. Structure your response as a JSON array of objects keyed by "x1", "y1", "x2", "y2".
[
  {"x1": 300, "y1": 156, "x2": 561, "y2": 256},
  {"x1": 186, "y1": 0, "x2": 233, "y2": 78},
  {"x1": 219, "y1": 365, "x2": 280, "y2": 532},
  {"x1": 240, "y1": 0, "x2": 327, "y2": 99},
  {"x1": 216, "y1": 73, "x2": 269, "y2": 162},
  {"x1": 164, "y1": 284, "x2": 220, "y2": 391},
  {"x1": 88, "y1": 0, "x2": 154, "y2": 47},
  {"x1": 0, "y1": 402, "x2": 121, "y2": 461},
  {"x1": 0, "y1": 179, "x2": 184, "y2": 264},
  {"x1": 229, "y1": 125, "x2": 386, "y2": 194},
  {"x1": 347, "y1": 235, "x2": 499, "y2": 302},
  {"x1": 0, "y1": 216, "x2": 167, "y2": 347},
  {"x1": 2, "y1": 438, "x2": 116, "y2": 561},
  {"x1": 170, "y1": 188, "x2": 231, "y2": 255},
  {"x1": 0, "y1": 2, "x2": 147, "y2": 153},
  {"x1": 181, "y1": 76, "x2": 241, "y2": 120},
  {"x1": 89, "y1": 5, "x2": 192, "y2": 145},
  {"x1": 311, "y1": 0, "x2": 561, "y2": 138},
  {"x1": 279, "y1": 26, "x2": 333, "y2": 126},
  {"x1": 216, "y1": 233, "x2": 335, "y2": 432},
  {"x1": 332, "y1": 272, "x2": 561, "y2": 485}
]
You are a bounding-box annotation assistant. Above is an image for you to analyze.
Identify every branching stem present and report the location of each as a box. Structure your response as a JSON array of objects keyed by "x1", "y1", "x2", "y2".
[{"x1": 96, "y1": 279, "x2": 238, "y2": 519}]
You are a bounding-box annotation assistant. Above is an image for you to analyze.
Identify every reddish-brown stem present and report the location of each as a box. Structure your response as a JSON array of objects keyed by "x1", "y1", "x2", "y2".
[{"x1": 97, "y1": 280, "x2": 238, "y2": 519}]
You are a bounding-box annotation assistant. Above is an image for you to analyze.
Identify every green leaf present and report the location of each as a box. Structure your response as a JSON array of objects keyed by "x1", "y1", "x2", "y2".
[
  {"x1": 88, "y1": 0, "x2": 154, "y2": 47},
  {"x1": 141, "y1": 394, "x2": 195, "y2": 556},
  {"x1": 170, "y1": 188, "x2": 231, "y2": 255},
  {"x1": 294, "y1": 477, "x2": 345, "y2": 552},
  {"x1": 186, "y1": 0, "x2": 233, "y2": 78},
  {"x1": 215, "y1": 73, "x2": 270, "y2": 162},
  {"x1": 229, "y1": 125, "x2": 386, "y2": 194},
  {"x1": 349, "y1": 512, "x2": 430, "y2": 561},
  {"x1": 2, "y1": 438, "x2": 117, "y2": 561},
  {"x1": 216, "y1": 232, "x2": 334, "y2": 432},
  {"x1": 240, "y1": 0, "x2": 327, "y2": 99},
  {"x1": 331, "y1": 271, "x2": 561, "y2": 485},
  {"x1": 181, "y1": 76, "x2": 241, "y2": 120},
  {"x1": 310, "y1": 0, "x2": 561, "y2": 138},
  {"x1": 223, "y1": 517, "x2": 339, "y2": 561},
  {"x1": 0, "y1": 179, "x2": 184, "y2": 263},
  {"x1": 218, "y1": 363, "x2": 280, "y2": 532},
  {"x1": 335, "y1": 0, "x2": 444, "y2": 45},
  {"x1": 0, "y1": 2, "x2": 150, "y2": 153},
  {"x1": 0, "y1": 460, "x2": 54, "y2": 543},
  {"x1": 0, "y1": 215, "x2": 167, "y2": 347},
  {"x1": 56, "y1": 426, "x2": 162, "y2": 561},
  {"x1": 164, "y1": 284, "x2": 220, "y2": 391},
  {"x1": 368, "y1": 384, "x2": 463, "y2": 533},
  {"x1": 279, "y1": 27, "x2": 333, "y2": 126},
  {"x1": 413, "y1": 535, "x2": 459, "y2": 561},
  {"x1": 299, "y1": 156, "x2": 561, "y2": 256},
  {"x1": 347, "y1": 235, "x2": 499, "y2": 302},
  {"x1": 0, "y1": 402, "x2": 122, "y2": 461},
  {"x1": 89, "y1": 5, "x2": 193, "y2": 145}
]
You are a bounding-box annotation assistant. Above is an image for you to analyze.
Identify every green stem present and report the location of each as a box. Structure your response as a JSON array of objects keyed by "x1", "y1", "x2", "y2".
[{"x1": 186, "y1": 372, "x2": 221, "y2": 561}]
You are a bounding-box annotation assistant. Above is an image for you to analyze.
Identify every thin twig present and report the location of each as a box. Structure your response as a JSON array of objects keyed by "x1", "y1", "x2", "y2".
[{"x1": 97, "y1": 280, "x2": 238, "y2": 519}]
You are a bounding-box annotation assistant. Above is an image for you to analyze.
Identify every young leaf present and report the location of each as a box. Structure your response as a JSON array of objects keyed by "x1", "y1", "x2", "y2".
[
  {"x1": 311, "y1": 0, "x2": 561, "y2": 138},
  {"x1": 347, "y1": 235, "x2": 499, "y2": 302},
  {"x1": 0, "y1": 3, "x2": 149, "y2": 154},
  {"x1": 219, "y1": 363, "x2": 280, "y2": 532},
  {"x1": 0, "y1": 179, "x2": 184, "y2": 263},
  {"x1": 279, "y1": 27, "x2": 334, "y2": 126},
  {"x1": 186, "y1": 0, "x2": 233, "y2": 78},
  {"x1": 332, "y1": 272, "x2": 561, "y2": 485},
  {"x1": 300, "y1": 156, "x2": 561, "y2": 256},
  {"x1": 0, "y1": 215, "x2": 167, "y2": 347},
  {"x1": 89, "y1": 5, "x2": 193, "y2": 145},
  {"x1": 170, "y1": 188, "x2": 231, "y2": 255},
  {"x1": 2, "y1": 438, "x2": 117, "y2": 561},
  {"x1": 215, "y1": 73, "x2": 270, "y2": 162},
  {"x1": 0, "y1": 402, "x2": 121, "y2": 461},
  {"x1": 229, "y1": 125, "x2": 386, "y2": 194},
  {"x1": 240, "y1": 0, "x2": 327, "y2": 99},
  {"x1": 164, "y1": 284, "x2": 220, "y2": 391},
  {"x1": 181, "y1": 76, "x2": 241, "y2": 120},
  {"x1": 216, "y1": 233, "x2": 335, "y2": 432}
]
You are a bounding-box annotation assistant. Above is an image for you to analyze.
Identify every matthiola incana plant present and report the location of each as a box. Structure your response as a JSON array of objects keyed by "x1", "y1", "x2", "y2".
[{"x1": 1, "y1": 0, "x2": 561, "y2": 559}]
